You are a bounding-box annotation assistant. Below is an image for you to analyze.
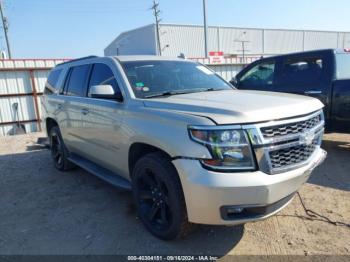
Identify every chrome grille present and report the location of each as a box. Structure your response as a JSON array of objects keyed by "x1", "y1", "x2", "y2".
[
  {"x1": 261, "y1": 114, "x2": 321, "y2": 138},
  {"x1": 244, "y1": 110, "x2": 324, "y2": 174},
  {"x1": 269, "y1": 139, "x2": 318, "y2": 169}
]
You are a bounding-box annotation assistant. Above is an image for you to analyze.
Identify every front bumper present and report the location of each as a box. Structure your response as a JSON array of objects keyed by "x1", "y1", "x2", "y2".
[{"x1": 172, "y1": 148, "x2": 327, "y2": 225}]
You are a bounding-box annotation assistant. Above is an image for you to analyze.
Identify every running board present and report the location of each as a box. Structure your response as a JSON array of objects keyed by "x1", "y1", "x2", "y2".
[{"x1": 68, "y1": 154, "x2": 132, "y2": 190}]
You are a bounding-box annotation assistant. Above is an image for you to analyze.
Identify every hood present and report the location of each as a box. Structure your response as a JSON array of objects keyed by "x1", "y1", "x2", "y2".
[{"x1": 143, "y1": 90, "x2": 324, "y2": 124}]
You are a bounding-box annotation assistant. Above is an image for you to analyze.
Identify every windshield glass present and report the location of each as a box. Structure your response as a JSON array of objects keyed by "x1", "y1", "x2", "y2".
[
  {"x1": 336, "y1": 53, "x2": 350, "y2": 80},
  {"x1": 121, "y1": 60, "x2": 232, "y2": 98}
]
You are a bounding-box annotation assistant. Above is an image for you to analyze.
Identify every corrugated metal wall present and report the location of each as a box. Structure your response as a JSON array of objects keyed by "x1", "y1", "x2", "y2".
[
  {"x1": 208, "y1": 64, "x2": 244, "y2": 81},
  {"x1": 105, "y1": 23, "x2": 350, "y2": 58},
  {"x1": 191, "y1": 57, "x2": 256, "y2": 80},
  {"x1": 0, "y1": 59, "x2": 68, "y2": 136},
  {"x1": 159, "y1": 24, "x2": 219, "y2": 57},
  {"x1": 104, "y1": 24, "x2": 157, "y2": 56},
  {"x1": 263, "y1": 30, "x2": 304, "y2": 54}
]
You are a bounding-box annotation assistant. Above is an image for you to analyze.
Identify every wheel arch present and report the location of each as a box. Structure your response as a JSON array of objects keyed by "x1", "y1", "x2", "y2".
[
  {"x1": 46, "y1": 117, "x2": 58, "y2": 135},
  {"x1": 128, "y1": 142, "x2": 172, "y2": 176}
]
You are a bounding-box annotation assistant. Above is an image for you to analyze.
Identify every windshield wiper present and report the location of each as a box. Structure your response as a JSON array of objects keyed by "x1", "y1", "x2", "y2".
[
  {"x1": 144, "y1": 88, "x2": 229, "y2": 99},
  {"x1": 197, "y1": 87, "x2": 231, "y2": 92},
  {"x1": 144, "y1": 90, "x2": 196, "y2": 99}
]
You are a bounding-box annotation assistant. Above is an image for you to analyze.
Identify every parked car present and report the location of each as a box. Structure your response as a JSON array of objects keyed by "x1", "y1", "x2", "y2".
[
  {"x1": 231, "y1": 49, "x2": 350, "y2": 132},
  {"x1": 42, "y1": 55, "x2": 326, "y2": 240}
]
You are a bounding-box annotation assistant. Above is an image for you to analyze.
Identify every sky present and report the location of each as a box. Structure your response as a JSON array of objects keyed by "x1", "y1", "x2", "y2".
[{"x1": 3, "y1": 0, "x2": 350, "y2": 58}]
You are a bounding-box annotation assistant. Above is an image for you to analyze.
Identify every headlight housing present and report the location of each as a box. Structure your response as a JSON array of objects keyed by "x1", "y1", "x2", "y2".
[{"x1": 189, "y1": 127, "x2": 256, "y2": 171}]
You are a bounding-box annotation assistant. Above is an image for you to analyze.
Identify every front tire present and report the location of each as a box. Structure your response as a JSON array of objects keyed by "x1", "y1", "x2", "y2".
[
  {"x1": 49, "y1": 126, "x2": 75, "y2": 171},
  {"x1": 132, "y1": 152, "x2": 192, "y2": 240}
]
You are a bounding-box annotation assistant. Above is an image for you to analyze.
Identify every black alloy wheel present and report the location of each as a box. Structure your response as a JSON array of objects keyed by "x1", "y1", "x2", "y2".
[
  {"x1": 136, "y1": 167, "x2": 172, "y2": 230},
  {"x1": 132, "y1": 152, "x2": 192, "y2": 240},
  {"x1": 49, "y1": 126, "x2": 75, "y2": 171}
]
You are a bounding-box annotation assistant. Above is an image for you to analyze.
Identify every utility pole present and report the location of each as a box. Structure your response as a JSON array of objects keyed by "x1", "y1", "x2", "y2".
[
  {"x1": 151, "y1": 0, "x2": 162, "y2": 56},
  {"x1": 0, "y1": 0, "x2": 11, "y2": 59},
  {"x1": 235, "y1": 40, "x2": 249, "y2": 62},
  {"x1": 235, "y1": 31, "x2": 250, "y2": 63},
  {"x1": 203, "y1": 0, "x2": 208, "y2": 58}
]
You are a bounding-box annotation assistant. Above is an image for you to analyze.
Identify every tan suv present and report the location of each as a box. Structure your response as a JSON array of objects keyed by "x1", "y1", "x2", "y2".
[{"x1": 42, "y1": 55, "x2": 326, "y2": 239}]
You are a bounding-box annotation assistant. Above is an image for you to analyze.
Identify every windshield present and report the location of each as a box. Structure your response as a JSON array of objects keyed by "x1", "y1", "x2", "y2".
[{"x1": 121, "y1": 60, "x2": 232, "y2": 98}]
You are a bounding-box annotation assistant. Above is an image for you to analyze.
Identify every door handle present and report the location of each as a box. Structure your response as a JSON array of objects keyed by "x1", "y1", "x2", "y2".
[
  {"x1": 57, "y1": 104, "x2": 63, "y2": 110},
  {"x1": 81, "y1": 108, "x2": 89, "y2": 115},
  {"x1": 304, "y1": 90, "x2": 322, "y2": 95}
]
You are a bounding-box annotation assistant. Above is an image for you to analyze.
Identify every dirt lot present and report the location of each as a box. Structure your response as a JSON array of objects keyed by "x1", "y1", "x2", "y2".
[{"x1": 0, "y1": 132, "x2": 349, "y2": 257}]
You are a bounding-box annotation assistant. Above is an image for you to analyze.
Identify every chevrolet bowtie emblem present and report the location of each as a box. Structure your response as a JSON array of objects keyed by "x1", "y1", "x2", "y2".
[{"x1": 300, "y1": 131, "x2": 315, "y2": 145}]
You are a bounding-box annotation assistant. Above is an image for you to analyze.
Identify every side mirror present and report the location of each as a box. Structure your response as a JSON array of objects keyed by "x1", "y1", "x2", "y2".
[
  {"x1": 230, "y1": 76, "x2": 238, "y2": 87},
  {"x1": 88, "y1": 85, "x2": 123, "y2": 101}
]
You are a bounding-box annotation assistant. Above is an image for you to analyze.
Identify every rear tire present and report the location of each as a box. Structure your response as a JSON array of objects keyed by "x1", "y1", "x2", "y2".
[
  {"x1": 49, "y1": 126, "x2": 75, "y2": 171},
  {"x1": 131, "y1": 152, "x2": 192, "y2": 240}
]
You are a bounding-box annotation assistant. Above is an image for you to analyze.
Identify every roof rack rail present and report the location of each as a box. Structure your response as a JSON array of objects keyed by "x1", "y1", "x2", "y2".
[{"x1": 58, "y1": 55, "x2": 99, "y2": 66}]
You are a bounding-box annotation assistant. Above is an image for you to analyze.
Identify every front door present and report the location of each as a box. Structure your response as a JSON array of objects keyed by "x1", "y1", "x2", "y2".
[
  {"x1": 236, "y1": 59, "x2": 277, "y2": 92},
  {"x1": 78, "y1": 62, "x2": 126, "y2": 176}
]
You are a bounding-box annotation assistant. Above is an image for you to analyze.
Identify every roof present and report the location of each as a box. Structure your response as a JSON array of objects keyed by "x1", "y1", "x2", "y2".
[
  {"x1": 115, "y1": 55, "x2": 193, "y2": 62},
  {"x1": 258, "y1": 48, "x2": 344, "y2": 61}
]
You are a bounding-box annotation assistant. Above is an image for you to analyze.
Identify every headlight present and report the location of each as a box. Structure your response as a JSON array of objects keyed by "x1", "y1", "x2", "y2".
[{"x1": 189, "y1": 127, "x2": 256, "y2": 171}]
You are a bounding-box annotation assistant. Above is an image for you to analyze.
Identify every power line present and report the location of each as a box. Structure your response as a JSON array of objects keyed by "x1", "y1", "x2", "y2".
[
  {"x1": 151, "y1": 0, "x2": 162, "y2": 56},
  {"x1": 0, "y1": 0, "x2": 11, "y2": 58}
]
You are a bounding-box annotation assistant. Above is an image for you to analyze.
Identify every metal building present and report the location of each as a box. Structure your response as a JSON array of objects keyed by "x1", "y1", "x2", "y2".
[
  {"x1": 0, "y1": 59, "x2": 68, "y2": 136},
  {"x1": 104, "y1": 23, "x2": 350, "y2": 58}
]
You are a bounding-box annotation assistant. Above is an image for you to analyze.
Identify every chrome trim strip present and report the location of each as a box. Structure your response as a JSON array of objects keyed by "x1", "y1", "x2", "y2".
[
  {"x1": 242, "y1": 110, "x2": 322, "y2": 130},
  {"x1": 242, "y1": 110, "x2": 323, "y2": 146},
  {"x1": 267, "y1": 128, "x2": 324, "y2": 151}
]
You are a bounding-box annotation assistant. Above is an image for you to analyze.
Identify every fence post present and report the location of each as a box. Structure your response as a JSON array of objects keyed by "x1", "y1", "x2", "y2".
[{"x1": 29, "y1": 70, "x2": 42, "y2": 132}]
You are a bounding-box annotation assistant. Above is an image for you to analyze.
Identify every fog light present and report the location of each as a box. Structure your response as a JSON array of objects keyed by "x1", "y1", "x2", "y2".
[{"x1": 227, "y1": 207, "x2": 244, "y2": 214}]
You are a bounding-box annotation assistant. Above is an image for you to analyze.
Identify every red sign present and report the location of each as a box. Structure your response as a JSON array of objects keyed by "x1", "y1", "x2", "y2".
[
  {"x1": 209, "y1": 51, "x2": 224, "y2": 64},
  {"x1": 209, "y1": 51, "x2": 224, "y2": 56}
]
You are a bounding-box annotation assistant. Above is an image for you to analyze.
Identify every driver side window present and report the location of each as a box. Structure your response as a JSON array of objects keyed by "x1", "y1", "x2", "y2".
[{"x1": 239, "y1": 61, "x2": 275, "y2": 88}]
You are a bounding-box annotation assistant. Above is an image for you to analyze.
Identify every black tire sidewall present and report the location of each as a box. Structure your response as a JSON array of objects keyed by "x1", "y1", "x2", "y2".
[
  {"x1": 49, "y1": 126, "x2": 67, "y2": 171},
  {"x1": 132, "y1": 153, "x2": 187, "y2": 240}
]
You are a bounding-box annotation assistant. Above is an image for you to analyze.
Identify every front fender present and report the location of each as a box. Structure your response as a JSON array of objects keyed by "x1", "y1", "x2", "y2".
[{"x1": 125, "y1": 107, "x2": 214, "y2": 159}]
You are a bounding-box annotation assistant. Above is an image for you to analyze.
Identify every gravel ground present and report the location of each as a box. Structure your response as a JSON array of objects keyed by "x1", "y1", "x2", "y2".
[{"x1": 0, "y1": 132, "x2": 349, "y2": 257}]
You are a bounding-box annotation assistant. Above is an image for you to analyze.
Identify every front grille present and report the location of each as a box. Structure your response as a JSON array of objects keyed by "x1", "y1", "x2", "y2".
[
  {"x1": 261, "y1": 114, "x2": 321, "y2": 138},
  {"x1": 269, "y1": 139, "x2": 318, "y2": 169},
  {"x1": 251, "y1": 111, "x2": 324, "y2": 174}
]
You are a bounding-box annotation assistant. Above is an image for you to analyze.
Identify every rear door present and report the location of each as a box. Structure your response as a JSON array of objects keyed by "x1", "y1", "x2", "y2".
[
  {"x1": 236, "y1": 59, "x2": 277, "y2": 92},
  {"x1": 60, "y1": 64, "x2": 91, "y2": 155},
  {"x1": 331, "y1": 52, "x2": 350, "y2": 131},
  {"x1": 274, "y1": 53, "x2": 332, "y2": 108}
]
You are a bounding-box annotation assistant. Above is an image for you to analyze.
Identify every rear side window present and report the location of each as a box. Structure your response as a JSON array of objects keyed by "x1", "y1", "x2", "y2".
[
  {"x1": 336, "y1": 54, "x2": 350, "y2": 80},
  {"x1": 88, "y1": 63, "x2": 120, "y2": 93},
  {"x1": 44, "y1": 69, "x2": 62, "y2": 95},
  {"x1": 66, "y1": 64, "x2": 90, "y2": 97},
  {"x1": 280, "y1": 57, "x2": 323, "y2": 85}
]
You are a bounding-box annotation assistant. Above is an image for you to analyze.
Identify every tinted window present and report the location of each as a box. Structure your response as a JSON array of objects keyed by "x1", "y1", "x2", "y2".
[
  {"x1": 336, "y1": 53, "x2": 350, "y2": 80},
  {"x1": 44, "y1": 69, "x2": 62, "y2": 95},
  {"x1": 66, "y1": 65, "x2": 90, "y2": 97},
  {"x1": 280, "y1": 57, "x2": 323, "y2": 85},
  {"x1": 88, "y1": 63, "x2": 120, "y2": 92},
  {"x1": 239, "y1": 61, "x2": 275, "y2": 87},
  {"x1": 121, "y1": 61, "x2": 232, "y2": 98}
]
